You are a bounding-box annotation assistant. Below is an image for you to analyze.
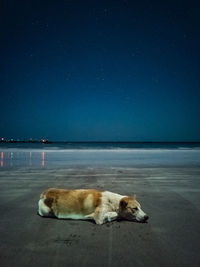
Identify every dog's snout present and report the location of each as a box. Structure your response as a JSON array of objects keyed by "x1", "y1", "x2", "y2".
[{"x1": 144, "y1": 215, "x2": 149, "y2": 221}]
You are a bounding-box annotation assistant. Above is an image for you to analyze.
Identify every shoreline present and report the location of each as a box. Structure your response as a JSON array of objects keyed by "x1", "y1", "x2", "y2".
[{"x1": 1, "y1": 147, "x2": 200, "y2": 152}]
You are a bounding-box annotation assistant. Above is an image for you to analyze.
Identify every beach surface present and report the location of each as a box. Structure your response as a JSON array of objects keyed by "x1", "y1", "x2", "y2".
[{"x1": 0, "y1": 149, "x2": 200, "y2": 266}]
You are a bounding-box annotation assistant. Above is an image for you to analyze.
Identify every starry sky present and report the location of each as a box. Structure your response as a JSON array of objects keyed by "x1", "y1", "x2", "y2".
[{"x1": 0, "y1": 0, "x2": 200, "y2": 141}]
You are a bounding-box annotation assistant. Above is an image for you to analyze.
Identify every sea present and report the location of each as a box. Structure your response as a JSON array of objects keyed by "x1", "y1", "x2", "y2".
[{"x1": 0, "y1": 141, "x2": 200, "y2": 150}]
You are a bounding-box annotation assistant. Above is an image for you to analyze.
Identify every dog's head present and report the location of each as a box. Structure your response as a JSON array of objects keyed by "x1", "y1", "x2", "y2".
[{"x1": 119, "y1": 195, "x2": 149, "y2": 223}]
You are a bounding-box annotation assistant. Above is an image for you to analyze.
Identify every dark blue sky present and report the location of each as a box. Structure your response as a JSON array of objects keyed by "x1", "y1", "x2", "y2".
[{"x1": 0, "y1": 0, "x2": 200, "y2": 141}]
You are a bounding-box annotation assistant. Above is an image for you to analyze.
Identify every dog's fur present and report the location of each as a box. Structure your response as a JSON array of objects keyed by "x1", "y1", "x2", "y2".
[{"x1": 38, "y1": 188, "x2": 148, "y2": 224}]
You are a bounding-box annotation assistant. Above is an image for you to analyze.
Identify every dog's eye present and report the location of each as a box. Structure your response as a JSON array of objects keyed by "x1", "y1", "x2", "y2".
[{"x1": 132, "y1": 207, "x2": 138, "y2": 211}]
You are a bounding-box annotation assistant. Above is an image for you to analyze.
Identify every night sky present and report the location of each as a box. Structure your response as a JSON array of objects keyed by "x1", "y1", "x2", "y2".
[{"x1": 1, "y1": 0, "x2": 200, "y2": 141}]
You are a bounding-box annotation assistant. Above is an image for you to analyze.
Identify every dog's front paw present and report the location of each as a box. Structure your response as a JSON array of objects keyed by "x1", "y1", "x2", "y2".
[
  {"x1": 95, "y1": 219, "x2": 104, "y2": 225},
  {"x1": 104, "y1": 212, "x2": 118, "y2": 222}
]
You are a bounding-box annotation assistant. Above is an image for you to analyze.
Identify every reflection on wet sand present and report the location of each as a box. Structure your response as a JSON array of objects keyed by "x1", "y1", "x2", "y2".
[
  {"x1": 29, "y1": 152, "x2": 32, "y2": 166},
  {"x1": 0, "y1": 151, "x2": 47, "y2": 168},
  {"x1": 0, "y1": 149, "x2": 200, "y2": 169},
  {"x1": 42, "y1": 152, "x2": 45, "y2": 167},
  {"x1": 1, "y1": 152, "x2": 3, "y2": 167}
]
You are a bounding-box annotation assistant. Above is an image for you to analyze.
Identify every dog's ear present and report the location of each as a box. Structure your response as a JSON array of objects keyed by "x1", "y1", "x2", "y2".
[{"x1": 120, "y1": 197, "x2": 128, "y2": 209}]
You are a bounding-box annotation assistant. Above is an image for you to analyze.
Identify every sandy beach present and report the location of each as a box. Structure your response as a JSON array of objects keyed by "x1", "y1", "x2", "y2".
[{"x1": 0, "y1": 149, "x2": 200, "y2": 266}]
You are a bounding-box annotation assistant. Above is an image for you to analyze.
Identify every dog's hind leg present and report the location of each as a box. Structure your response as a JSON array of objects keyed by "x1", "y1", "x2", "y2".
[{"x1": 38, "y1": 198, "x2": 52, "y2": 217}]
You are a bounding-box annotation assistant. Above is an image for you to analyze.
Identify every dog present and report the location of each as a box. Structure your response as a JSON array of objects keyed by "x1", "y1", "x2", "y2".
[{"x1": 38, "y1": 188, "x2": 149, "y2": 225}]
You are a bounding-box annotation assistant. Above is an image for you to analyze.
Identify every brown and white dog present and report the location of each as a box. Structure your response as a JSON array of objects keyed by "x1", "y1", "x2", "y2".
[{"x1": 38, "y1": 188, "x2": 149, "y2": 225}]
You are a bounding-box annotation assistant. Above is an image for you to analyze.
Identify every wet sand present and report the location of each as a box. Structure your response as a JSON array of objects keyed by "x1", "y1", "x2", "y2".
[{"x1": 0, "y1": 150, "x2": 200, "y2": 266}]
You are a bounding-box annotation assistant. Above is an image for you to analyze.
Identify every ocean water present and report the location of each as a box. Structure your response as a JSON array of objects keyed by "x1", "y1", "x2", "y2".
[
  {"x1": 0, "y1": 141, "x2": 200, "y2": 150},
  {"x1": 0, "y1": 142, "x2": 200, "y2": 169}
]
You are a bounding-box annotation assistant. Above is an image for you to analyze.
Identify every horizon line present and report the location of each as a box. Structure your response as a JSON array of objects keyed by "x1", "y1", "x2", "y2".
[{"x1": 1, "y1": 140, "x2": 200, "y2": 143}]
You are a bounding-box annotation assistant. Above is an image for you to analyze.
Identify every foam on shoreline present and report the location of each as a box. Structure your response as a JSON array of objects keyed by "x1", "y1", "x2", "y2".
[{"x1": 0, "y1": 147, "x2": 200, "y2": 153}]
